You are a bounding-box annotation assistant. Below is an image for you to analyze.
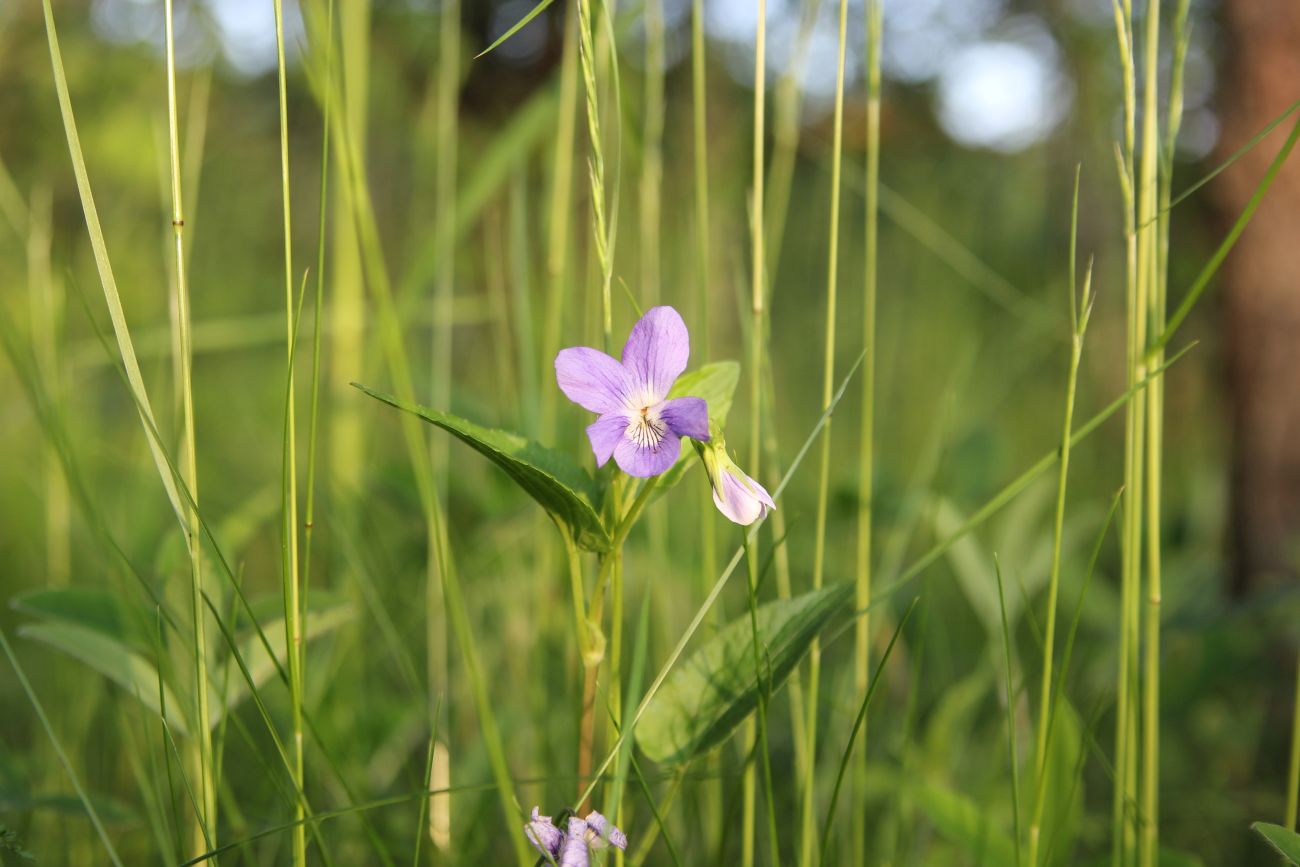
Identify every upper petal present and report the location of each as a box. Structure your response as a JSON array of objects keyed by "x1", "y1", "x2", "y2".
[
  {"x1": 614, "y1": 429, "x2": 682, "y2": 478},
  {"x1": 658, "y1": 396, "x2": 710, "y2": 442},
  {"x1": 586, "y1": 413, "x2": 629, "y2": 468},
  {"x1": 620, "y1": 306, "x2": 689, "y2": 402},
  {"x1": 556, "y1": 347, "x2": 631, "y2": 414}
]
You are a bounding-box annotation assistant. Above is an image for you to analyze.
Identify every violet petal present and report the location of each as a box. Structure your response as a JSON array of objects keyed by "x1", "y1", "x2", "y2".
[
  {"x1": 613, "y1": 430, "x2": 681, "y2": 478},
  {"x1": 583, "y1": 811, "x2": 628, "y2": 851},
  {"x1": 658, "y1": 396, "x2": 710, "y2": 442},
  {"x1": 586, "y1": 413, "x2": 630, "y2": 467},
  {"x1": 620, "y1": 306, "x2": 689, "y2": 403},
  {"x1": 559, "y1": 817, "x2": 590, "y2": 867},
  {"x1": 556, "y1": 347, "x2": 631, "y2": 414}
]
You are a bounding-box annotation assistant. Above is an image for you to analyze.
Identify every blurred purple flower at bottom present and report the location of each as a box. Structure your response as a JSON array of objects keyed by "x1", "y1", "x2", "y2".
[
  {"x1": 524, "y1": 808, "x2": 628, "y2": 866},
  {"x1": 555, "y1": 306, "x2": 710, "y2": 478}
]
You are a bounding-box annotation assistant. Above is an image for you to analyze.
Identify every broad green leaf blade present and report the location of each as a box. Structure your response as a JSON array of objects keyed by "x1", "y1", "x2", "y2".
[
  {"x1": 636, "y1": 582, "x2": 852, "y2": 765},
  {"x1": 18, "y1": 622, "x2": 189, "y2": 737},
  {"x1": 213, "y1": 602, "x2": 353, "y2": 729},
  {"x1": 355, "y1": 384, "x2": 610, "y2": 551},
  {"x1": 1253, "y1": 822, "x2": 1300, "y2": 865},
  {"x1": 11, "y1": 587, "x2": 155, "y2": 656},
  {"x1": 656, "y1": 361, "x2": 741, "y2": 494}
]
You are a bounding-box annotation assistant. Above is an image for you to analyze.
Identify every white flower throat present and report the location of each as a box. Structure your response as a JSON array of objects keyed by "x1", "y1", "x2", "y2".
[{"x1": 626, "y1": 403, "x2": 666, "y2": 449}]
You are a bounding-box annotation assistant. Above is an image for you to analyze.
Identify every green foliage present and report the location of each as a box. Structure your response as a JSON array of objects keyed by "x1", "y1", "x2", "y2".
[
  {"x1": 355, "y1": 384, "x2": 611, "y2": 551},
  {"x1": 1252, "y1": 822, "x2": 1300, "y2": 865},
  {"x1": 656, "y1": 360, "x2": 740, "y2": 493},
  {"x1": 0, "y1": 824, "x2": 35, "y2": 862},
  {"x1": 636, "y1": 581, "x2": 852, "y2": 765},
  {"x1": 14, "y1": 587, "x2": 352, "y2": 733}
]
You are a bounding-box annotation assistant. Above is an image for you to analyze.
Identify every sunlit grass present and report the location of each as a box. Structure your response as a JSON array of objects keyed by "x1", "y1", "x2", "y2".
[{"x1": 2, "y1": 0, "x2": 1299, "y2": 865}]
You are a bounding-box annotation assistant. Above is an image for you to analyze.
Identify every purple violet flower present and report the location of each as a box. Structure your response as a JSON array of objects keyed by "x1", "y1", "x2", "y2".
[
  {"x1": 555, "y1": 306, "x2": 710, "y2": 477},
  {"x1": 523, "y1": 808, "x2": 628, "y2": 866},
  {"x1": 698, "y1": 434, "x2": 776, "y2": 526}
]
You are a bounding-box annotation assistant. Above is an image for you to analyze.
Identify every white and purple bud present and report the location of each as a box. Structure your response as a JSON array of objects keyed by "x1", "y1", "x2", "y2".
[{"x1": 696, "y1": 433, "x2": 776, "y2": 526}]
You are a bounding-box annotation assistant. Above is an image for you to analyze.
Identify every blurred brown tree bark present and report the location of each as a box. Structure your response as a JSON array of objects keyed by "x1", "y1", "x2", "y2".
[{"x1": 1216, "y1": 1, "x2": 1300, "y2": 592}]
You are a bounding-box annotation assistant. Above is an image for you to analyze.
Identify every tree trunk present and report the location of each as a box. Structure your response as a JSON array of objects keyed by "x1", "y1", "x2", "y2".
[{"x1": 1216, "y1": 0, "x2": 1300, "y2": 592}]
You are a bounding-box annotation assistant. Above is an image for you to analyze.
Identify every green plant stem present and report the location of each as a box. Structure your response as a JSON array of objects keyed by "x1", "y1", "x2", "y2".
[
  {"x1": 640, "y1": 0, "x2": 663, "y2": 307},
  {"x1": 427, "y1": 0, "x2": 459, "y2": 851},
  {"x1": 691, "y1": 0, "x2": 710, "y2": 345},
  {"x1": 540, "y1": 0, "x2": 579, "y2": 441},
  {"x1": 802, "y1": 2, "x2": 849, "y2": 864},
  {"x1": 1111, "y1": 4, "x2": 1140, "y2": 863},
  {"x1": 162, "y1": 0, "x2": 216, "y2": 852},
  {"x1": 1029, "y1": 262, "x2": 1091, "y2": 867},
  {"x1": 1136, "y1": 2, "x2": 1163, "y2": 864},
  {"x1": 270, "y1": 0, "x2": 306, "y2": 861},
  {"x1": 1288, "y1": 650, "x2": 1300, "y2": 830},
  {"x1": 745, "y1": 1, "x2": 767, "y2": 863},
  {"x1": 852, "y1": 2, "x2": 881, "y2": 864},
  {"x1": 744, "y1": 536, "x2": 782, "y2": 867}
]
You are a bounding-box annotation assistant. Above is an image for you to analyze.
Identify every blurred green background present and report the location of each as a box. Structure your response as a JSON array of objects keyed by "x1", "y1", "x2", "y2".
[{"x1": 1, "y1": 0, "x2": 1298, "y2": 863}]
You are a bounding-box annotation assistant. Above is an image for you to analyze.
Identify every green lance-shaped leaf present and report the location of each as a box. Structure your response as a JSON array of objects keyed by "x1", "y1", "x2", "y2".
[
  {"x1": 355, "y1": 384, "x2": 611, "y2": 551},
  {"x1": 14, "y1": 587, "x2": 353, "y2": 732},
  {"x1": 18, "y1": 622, "x2": 192, "y2": 737},
  {"x1": 636, "y1": 581, "x2": 852, "y2": 765},
  {"x1": 12, "y1": 587, "x2": 156, "y2": 656},
  {"x1": 1253, "y1": 822, "x2": 1300, "y2": 865},
  {"x1": 655, "y1": 361, "x2": 741, "y2": 495}
]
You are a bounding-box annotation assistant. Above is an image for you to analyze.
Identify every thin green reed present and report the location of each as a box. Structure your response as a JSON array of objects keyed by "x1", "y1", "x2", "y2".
[
  {"x1": 756, "y1": 0, "x2": 816, "y2": 787},
  {"x1": 270, "y1": 0, "x2": 307, "y2": 860},
  {"x1": 541, "y1": 0, "x2": 579, "y2": 442},
  {"x1": 428, "y1": 0, "x2": 459, "y2": 850},
  {"x1": 1110, "y1": 1, "x2": 1141, "y2": 861},
  {"x1": 689, "y1": 0, "x2": 725, "y2": 851},
  {"x1": 162, "y1": 0, "x2": 217, "y2": 849},
  {"x1": 745, "y1": 0, "x2": 767, "y2": 862},
  {"x1": 802, "y1": 0, "x2": 849, "y2": 864},
  {"x1": 576, "y1": 0, "x2": 614, "y2": 350},
  {"x1": 1136, "y1": 0, "x2": 1168, "y2": 862},
  {"x1": 640, "y1": 0, "x2": 664, "y2": 307},
  {"x1": 1288, "y1": 653, "x2": 1300, "y2": 830},
  {"x1": 1141, "y1": 3, "x2": 1188, "y2": 865},
  {"x1": 302, "y1": 0, "x2": 335, "y2": 674},
  {"x1": 1028, "y1": 172, "x2": 1092, "y2": 867},
  {"x1": 852, "y1": 2, "x2": 882, "y2": 864}
]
